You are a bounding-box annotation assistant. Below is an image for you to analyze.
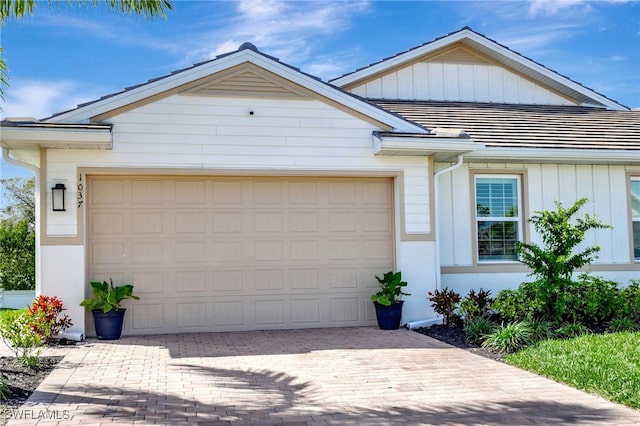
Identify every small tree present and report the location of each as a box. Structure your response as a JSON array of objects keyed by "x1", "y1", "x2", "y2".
[
  {"x1": 0, "y1": 177, "x2": 35, "y2": 224},
  {"x1": 0, "y1": 218, "x2": 35, "y2": 290},
  {"x1": 517, "y1": 198, "x2": 611, "y2": 321}
]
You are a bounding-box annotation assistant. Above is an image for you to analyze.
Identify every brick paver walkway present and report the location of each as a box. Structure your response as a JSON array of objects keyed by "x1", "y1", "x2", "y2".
[{"x1": 4, "y1": 327, "x2": 639, "y2": 425}]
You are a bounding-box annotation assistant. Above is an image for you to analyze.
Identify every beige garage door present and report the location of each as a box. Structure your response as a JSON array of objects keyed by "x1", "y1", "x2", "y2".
[{"x1": 87, "y1": 176, "x2": 394, "y2": 335}]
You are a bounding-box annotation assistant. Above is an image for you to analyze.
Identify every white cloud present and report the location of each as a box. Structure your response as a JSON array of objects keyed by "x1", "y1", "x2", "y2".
[
  {"x1": 527, "y1": 0, "x2": 591, "y2": 16},
  {"x1": 0, "y1": 79, "x2": 103, "y2": 120},
  {"x1": 496, "y1": 23, "x2": 583, "y2": 52},
  {"x1": 193, "y1": 0, "x2": 371, "y2": 70}
]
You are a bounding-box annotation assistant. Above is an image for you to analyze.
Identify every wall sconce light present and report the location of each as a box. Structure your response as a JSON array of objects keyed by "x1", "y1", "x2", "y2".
[{"x1": 51, "y1": 183, "x2": 66, "y2": 212}]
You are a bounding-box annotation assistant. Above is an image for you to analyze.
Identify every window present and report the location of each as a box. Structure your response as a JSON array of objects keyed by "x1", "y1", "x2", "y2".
[
  {"x1": 475, "y1": 176, "x2": 521, "y2": 262},
  {"x1": 632, "y1": 178, "x2": 640, "y2": 261}
]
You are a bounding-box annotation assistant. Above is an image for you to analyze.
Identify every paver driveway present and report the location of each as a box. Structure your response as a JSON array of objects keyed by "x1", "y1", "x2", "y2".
[{"x1": 7, "y1": 327, "x2": 640, "y2": 425}]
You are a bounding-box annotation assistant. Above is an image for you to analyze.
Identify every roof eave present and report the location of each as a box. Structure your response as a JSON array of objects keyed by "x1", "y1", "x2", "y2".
[
  {"x1": 464, "y1": 147, "x2": 640, "y2": 165},
  {"x1": 373, "y1": 133, "x2": 482, "y2": 161},
  {"x1": 0, "y1": 125, "x2": 112, "y2": 150}
]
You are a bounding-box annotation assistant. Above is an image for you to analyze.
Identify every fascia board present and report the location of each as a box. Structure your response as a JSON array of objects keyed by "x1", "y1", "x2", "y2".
[
  {"x1": 465, "y1": 148, "x2": 640, "y2": 165},
  {"x1": 1, "y1": 127, "x2": 112, "y2": 149},
  {"x1": 373, "y1": 133, "x2": 481, "y2": 155},
  {"x1": 48, "y1": 50, "x2": 426, "y2": 133}
]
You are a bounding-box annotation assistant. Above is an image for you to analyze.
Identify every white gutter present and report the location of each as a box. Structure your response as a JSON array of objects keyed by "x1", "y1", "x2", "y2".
[
  {"x1": 406, "y1": 154, "x2": 464, "y2": 330},
  {"x1": 2, "y1": 147, "x2": 39, "y2": 176},
  {"x1": 2, "y1": 147, "x2": 41, "y2": 295}
]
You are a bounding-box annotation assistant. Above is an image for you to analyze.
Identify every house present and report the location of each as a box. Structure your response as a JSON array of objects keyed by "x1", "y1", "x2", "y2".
[{"x1": 2, "y1": 28, "x2": 639, "y2": 336}]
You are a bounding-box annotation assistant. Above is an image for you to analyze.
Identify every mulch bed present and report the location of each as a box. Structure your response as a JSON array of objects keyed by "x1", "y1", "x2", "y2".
[
  {"x1": 0, "y1": 356, "x2": 61, "y2": 421},
  {"x1": 414, "y1": 324, "x2": 506, "y2": 362}
]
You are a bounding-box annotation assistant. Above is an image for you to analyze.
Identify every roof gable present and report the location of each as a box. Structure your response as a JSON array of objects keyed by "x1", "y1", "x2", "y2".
[
  {"x1": 331, "y1": 27, "x2": 628, "y2": 111},
  {"x1": 47, "y1": 44, "x2": 426, "y2": 133},
  {"x1": 183, "y1": 63, "x2": 311, "y2": 99}
]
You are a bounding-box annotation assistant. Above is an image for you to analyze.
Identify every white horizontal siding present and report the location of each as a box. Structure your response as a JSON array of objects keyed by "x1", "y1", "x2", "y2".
[
  {"x1": 45, "y1": 95, "x2": 432, "y2": 236},
  {"x1": 438, "y1": 162, "x2": 633, "y2": 267},
  {"x1": 350, "y1": 62, "x2": 574, "y2": 105}
]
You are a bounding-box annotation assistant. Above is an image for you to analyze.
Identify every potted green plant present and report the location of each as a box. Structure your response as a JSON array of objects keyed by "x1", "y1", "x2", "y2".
[
  {"x1": 371, "y1": 271, "x2": 410, "y2": 330},
  {"x1": 80, "y1": 279, "x2": 139, "y2": 340}
]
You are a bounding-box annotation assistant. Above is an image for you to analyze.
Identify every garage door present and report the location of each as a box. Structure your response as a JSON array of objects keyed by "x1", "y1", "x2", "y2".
[{"x1": 87, "y1": 176, "x2": 394, "y2": 335}]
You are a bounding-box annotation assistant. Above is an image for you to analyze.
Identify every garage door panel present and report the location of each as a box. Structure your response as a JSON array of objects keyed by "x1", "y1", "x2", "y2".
[
  {"x1": 362, "y1": 239, "x2": 394, "y2": 261},
  {"x1": 176, "y1": 302, "x2": 208, "y2": 328},
  {"x1": 91, "y1": 180, "x2": 125, "y2": 205},
  {"x1": 253, "y1": 181, "x2": 283, "y2": 205},
  {"x1": 330, "y1": 298, "x2": 359, "y2": 322},
  {"x1": 132, "y1": 212, "x2": 164, "y2": 234},
  {"x1": 255, "y1": 269, "x2": 285, "y2": 291},
  {"x1": 131, "y1": 271, "x2": 165, "y2": 295},
  {"x1": 175, "y1": 212, "x2": 207, "y2": 234},
  {"x1": 291, "y1": 299, "x2": 321, "y2": 324},
  {"x1": 174, "y1": 180, "x2": 206, "y2": 205},
  {"x1": 131, "y1": 303, "x2": 165, "y2": 330},
  {"x1": 88, "y1": 176, "x2": 394, "y2": 335},
  {"x1": 255, "y1": 299, "x2": 286, "y2": 325},
  {"x1": 212, "y1": 269, "x2": 244, "y2": 292},
  {"x1": 131, "y1": 180, "x2": 165, "y2": 206},
  {"x1": 175, "y1": 270, "x2": 207, "y2": 293},
  {"x1": 131, "y1": 241, "x2": 164, "y2": 264},
  {"x1": 212, "y1": 211, "x2": 243, "y2": 233},
  {"x1": 213, "y1": 301, "x2": 244, "y2": 326},
  {"x1": 212, "y1": 181, "x2": 244, "y2": 204},
  {"x1": 290, "y1": 268, "x2": 319, "y2": 289}
]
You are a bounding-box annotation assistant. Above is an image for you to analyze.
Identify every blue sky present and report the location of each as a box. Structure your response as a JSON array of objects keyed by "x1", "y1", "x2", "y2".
[{"x1": 1, "y1": 0, "x2": 639, "y2": 178}]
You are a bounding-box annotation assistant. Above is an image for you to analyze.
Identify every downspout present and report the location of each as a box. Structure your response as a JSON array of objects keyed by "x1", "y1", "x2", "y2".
[
  {"x1": 2, "y1": 147, "x2": 41, "y2": 296},
  {"x1": 406, "y1": 154, "x2": 464, "y2": 329}
]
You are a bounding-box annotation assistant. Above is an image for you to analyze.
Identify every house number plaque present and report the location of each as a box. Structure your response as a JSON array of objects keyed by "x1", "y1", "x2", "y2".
[{"x1": 77, "y1": 174, "x2": 84, "y2": 209}]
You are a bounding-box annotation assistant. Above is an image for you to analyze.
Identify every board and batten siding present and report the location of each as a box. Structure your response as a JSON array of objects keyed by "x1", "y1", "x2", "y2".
[
  {"x1": 438, "y1": 162, "x2": 635, "y2": 266},
  {"x1": 45, "y1": 95, "x2": 432, "y2": 237},
  {"x1": 348, "y1": 62, "x2": 573, "y2": 105}
]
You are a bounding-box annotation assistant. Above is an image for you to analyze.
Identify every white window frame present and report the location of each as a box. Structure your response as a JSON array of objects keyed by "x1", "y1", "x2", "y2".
[
  {"x1": 474, "y1": 175, "x2": 523, "y2": 263},
  {"x1": 631, "y1": 177, "x2": 640, "y2": 261}
]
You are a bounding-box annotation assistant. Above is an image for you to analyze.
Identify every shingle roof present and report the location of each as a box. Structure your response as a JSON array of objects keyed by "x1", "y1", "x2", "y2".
[{"x1": 373, "y1": 101, "x2": 640, "y2": 151}]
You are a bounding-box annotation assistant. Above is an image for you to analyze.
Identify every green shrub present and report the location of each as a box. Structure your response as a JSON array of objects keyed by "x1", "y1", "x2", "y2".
[
  {"x1": 619, "y1": 280, "x2": 640, "y2": 322},
  {"x1": 564, "y1": 274, "x2": 622, "y2": 325},
  {"x1": 463, "y1": 317, "x2": 495, "y2": 345},
  {"x1": 0, "y1": 218, "x2": 35, "y2": 290},
  {"x1": 459, "y1": 288, "x2": 494, "y2": 323},
  {"x1": 493, "y1": 282, "x2": 539, "y2": 322},
  {"x1": 0, "y1": 310, "x2": 43, "y2": 367},
  {"x1": 481, "y1": 321, "x2": 535, "y2": 353},
  {"x1": 608, "y1": 318, "x2": 638, "y2": 333},
  {"x1": 28, "y1": 295, "x2": 73, "y2": 340},
  {"x1": 517, "y1": 198, "x2": 611, "y2": 322},
  {"x1": 529, "y1": 319, "x2": 556, "y2": 342},
  {"x1": 555, "y1": 322, "x2": 591, "y2": 339},
  {"x1": 427, "y1": 287, "x2": 461, "y2": 326}
]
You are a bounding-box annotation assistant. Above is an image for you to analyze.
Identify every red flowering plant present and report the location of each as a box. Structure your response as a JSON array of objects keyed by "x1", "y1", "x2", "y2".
[{"x1": 27, "y1": 295, "x2": 73, "y2": 340}]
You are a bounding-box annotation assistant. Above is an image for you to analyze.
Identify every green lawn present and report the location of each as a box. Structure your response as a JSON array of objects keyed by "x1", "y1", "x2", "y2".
[
  {"x1": 505, "y1": 332, "x2": 640, "y2": 409},
  {"x1": 0, "y1": 308, "x2": 26, "y2": 319}
]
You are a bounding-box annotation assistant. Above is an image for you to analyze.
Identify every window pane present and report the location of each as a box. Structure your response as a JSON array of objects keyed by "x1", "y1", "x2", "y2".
[
  {"x1": 634, "y1": 221, "x2": 640, "y2": 260},
  {"x1": 477, "y1": 221, "x2": 519, "y2": 261},
  {"x1": 631, "y1": 180, "x2": 640, "y2": 218},
  {"x1": 475, "y1": 178, "x2": 518, "y2": 218}
]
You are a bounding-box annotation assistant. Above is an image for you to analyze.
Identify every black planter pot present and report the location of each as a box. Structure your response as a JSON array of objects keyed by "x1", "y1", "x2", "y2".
[
  {"x1": 92, "y1": 309, "x2": 126, "y2": 340},
  {"x1": 373, "y1": 300, "x2": 404, "y2": 330}
]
